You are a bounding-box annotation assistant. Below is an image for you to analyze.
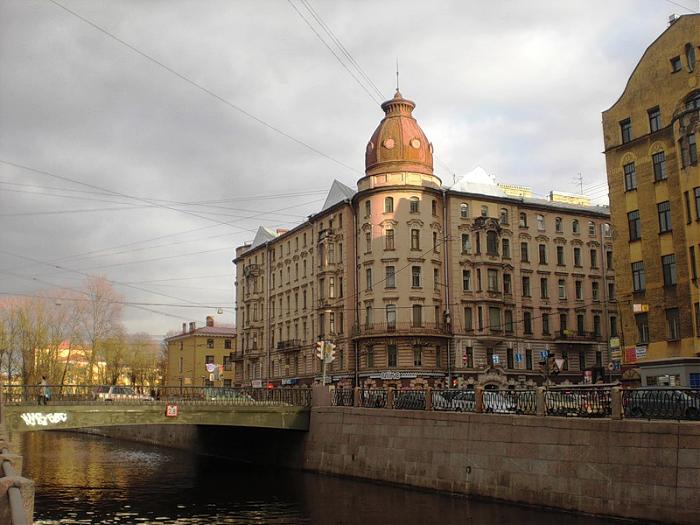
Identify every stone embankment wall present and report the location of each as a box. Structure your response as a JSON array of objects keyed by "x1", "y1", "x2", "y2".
[{"x1": 303, "y1": 407, "x2": 700, "y2": 525}]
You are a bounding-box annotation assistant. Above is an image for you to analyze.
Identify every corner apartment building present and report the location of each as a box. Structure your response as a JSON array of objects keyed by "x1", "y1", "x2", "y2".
[
  {"x1": 165, "y1": 316, "x2": 237, "y2": 387},
  {"x1": 234, "y1": 91, "x2": 614, "y2": 389},
  {"x1": 602, "y1": 14, "x2": 700, "y2": 386}
]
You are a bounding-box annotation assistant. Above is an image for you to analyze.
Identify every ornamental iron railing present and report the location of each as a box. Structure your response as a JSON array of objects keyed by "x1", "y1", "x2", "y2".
[{"x1": 622, "y1": 388, "x2": 700, "y2": 420}]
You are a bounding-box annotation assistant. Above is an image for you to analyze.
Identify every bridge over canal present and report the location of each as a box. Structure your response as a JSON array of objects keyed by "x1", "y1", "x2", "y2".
[{"x1": 0, "y1": 386, "x2": 311, "y2": 433}]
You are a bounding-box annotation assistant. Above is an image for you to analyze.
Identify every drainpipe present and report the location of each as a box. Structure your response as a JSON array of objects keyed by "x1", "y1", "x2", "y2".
[
  {"x1": 266, "y1": 244, "x2": 272, "y2": 386},
  {"x1": 442, "y1": 188, "x2": 452, "y2": 387},
  {"x1": 353, "y1": 199, "x2": 360, "y2": 388}
]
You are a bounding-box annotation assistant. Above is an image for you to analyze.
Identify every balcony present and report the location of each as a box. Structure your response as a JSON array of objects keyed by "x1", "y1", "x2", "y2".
[
  {"x1": 276, "y1": 339, "x2": 302, "y2": 352},
  {"x1": 555, "y1": 330, "x2": 602, "y2": 343},
  {"x1": 242, "y1": 263, "x2": 260, "y2": 277},
  {"x1": 353, "y1": 322, "x2": 449, "y2": 338}
]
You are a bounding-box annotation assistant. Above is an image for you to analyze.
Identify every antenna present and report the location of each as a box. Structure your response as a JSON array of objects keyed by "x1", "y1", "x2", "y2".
[{"x1": 575, "y1": 172, "x2": 584, "y2": 194}]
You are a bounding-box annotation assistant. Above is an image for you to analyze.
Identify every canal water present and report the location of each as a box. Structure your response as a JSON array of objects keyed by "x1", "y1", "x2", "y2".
[{"x1": 18, "y1": 431, "x2": 624, "y2": 525}]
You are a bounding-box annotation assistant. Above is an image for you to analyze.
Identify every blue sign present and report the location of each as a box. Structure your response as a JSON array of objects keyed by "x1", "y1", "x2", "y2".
[
  {"x1": 540, "y1": 351, "x2": 549, "y2": 359},
  {"x1": 514, "y1": 353, "x2": 523, "y2": 363},
  {"x1": 492, "y1": 354, "x2": 500, "y2": 364}
]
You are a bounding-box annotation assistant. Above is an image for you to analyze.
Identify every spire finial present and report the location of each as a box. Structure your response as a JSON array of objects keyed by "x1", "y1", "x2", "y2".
[{"x1": 395, "y1": 57, "x2": 400, "y2": 92}]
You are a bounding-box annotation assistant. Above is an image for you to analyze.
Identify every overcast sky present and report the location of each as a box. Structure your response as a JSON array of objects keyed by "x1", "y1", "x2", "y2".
[{"x1": 0, "y1": 0, "x2": 696, "y2": 338}]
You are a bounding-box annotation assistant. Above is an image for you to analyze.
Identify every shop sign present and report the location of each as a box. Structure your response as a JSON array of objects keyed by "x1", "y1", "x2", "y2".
[
  {"x1": 611, "y1": 349, "x2": 622, "y2": 359},
  {"x1": 609, "y1": 337, "x2": 620, "y2": 349},
  {"x1": 632, "y1": 304, "x2": 649, "y2": 313},
  {"x1": 635, "y1": 346, "x2": 647, "y2": 359},
  {"x1": 251, "y1": 380, "x2": 263, "y2": 388},
  {"x1": 281, "y1": 378, "x2": 298, "y2": 385},
  {"x1": 370, "y1": 372, "x2": 418, "y2": 380},
  {"x1": 624, "y1": 347, "x2": 637, "y2": 363}
]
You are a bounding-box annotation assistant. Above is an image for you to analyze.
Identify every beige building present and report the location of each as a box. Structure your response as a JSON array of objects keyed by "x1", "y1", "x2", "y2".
[
  {"x1": 602, "y1": 14, "x2": 700, "y2": 387},
  {"x1": 164, "y1": 316, "x2": 237, "y2": 387},
  {"x1": 234, "y1": 91, "x2": 615, "y2": 389}
]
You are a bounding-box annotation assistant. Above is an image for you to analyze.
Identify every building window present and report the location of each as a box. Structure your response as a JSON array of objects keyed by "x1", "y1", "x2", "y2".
[
  {"x1": 657, "y1": 201, "x2": 672, "y2": 233},
  {"x1": 606, "y1": 250, "x2": 613, "y2": 268},
  {"x1": 623, "y1": 162, "x2": 636, "y2": 191},
  {"x1": 365, "y1": 200, "x2": 371, "y2": 217},
  {"x1": 461, "y1": 233, "x2": 471, "y2": 254},
  {"x1": 542, "y1": 312, "x2": 550, "y2": 335},
  {"x1": 540, "y1": 277, "x2": 548, "y2": 299},
  {"x1": 520, "y1": 242, "x2": 529, "y2": 262},
  {"x1": 628, "y1": 210, "x2": 641, "y2": 241},
  {"x1": 460, "y1": 203, "x2": 469, "y2": 218},
  {"x1": 523, "y1": 311, "x2": 532, "y2": 335},
  {"x1": 499, "y1": 208, "x2": 509, "y2": 224},
  {"x1": 365, "y1": 231, "x2": 372, "y2": 253},
  {"x1": 575, "y1": 280, "x2": 583, "y2": 300},
  {"x1": 489, "y1": 307, "x2": 501, "y2": 332},
  {"x1": 620, "y1": 118, "x2": 632, "y2": 144},
  {"x1": 538, "y1": 244, "x2": 547, "y2": 264},
  {"x1": 487, "y1": 269, "x2": 499, "y2": 292},
  {"x1": 689, "y1": 133, "x2": 698, "y2": 165},
  {"x1": 387, "y1": 344, "x2": 397, "y2": 367},
  {"x1": 519, "y1": 212, "x2": 527, "y2": 228},
  {"x1": 555, "y1": 217, "x2": 562, "y2": 232},
  {"x1": 588, "y1": 221, "x2": 595, "y2": 236},
  {"x1": 433, "y1": 231, "x2": 439, "y2": 253},
  {"x1": 412, "y1": 305, "x2": 423, "y2": 327},
  {"x1": 486, "y1": 231, "x2": 498, "y2": 255},
  {"x1": 409, "y1": 197, "x2": 419, "y2": 213},
  {"x1": 385, "y1": 229, "x2": 394, "y2": 250},
  {"x1": 560, "y1": 313, "x2": 568, "y2": 332},
  {"x1": 558, "y1": 279, "x2": 566, "y2": 299},
  {"x1": 502, "y1": 238, "x2": 510, "y2": 258},
  {"x1": 224, "y1": 339, "x2": 232, "y2": 349},
  {"x1": 413, "y1": 345, "x2": 422, "y2": 366},
  {"x1": 386, "y1": 266, "x2": 396, "y2": 288},
  {"x1": 503, "y1": 273, "x2": 512, "y2": 294},
  {"x1": 608, "y1": 281, "x2": 615, "y2": 300},
  {"x1": 463, "y1": 307, "x2": 473, "y2": 332},
  {"x1": 662, "y1": 254, "x2": 677, "y2": 286},
  {"x1": 648, "y1": 107, "x2": 661, "y2": 133},
  {"x1": 536, "y1": 214, "x2": 545, "y2": 231},
  {"x1": 577, "y1": 314, "x2": 585, "y2": 336},
  {"x1": 411, "y1": 266, "x2": 422, "y2": 288},
  {"x1": 593, "y1": 315, "x2": 601, "y2": 338},
  {"x1": 636, "y1": 313, "x2": 649, "y2": 344},
  {"x1": 207, "y1": 339, "x2": 214, "y2": 349},
  {"x1": 507, "y1": 347, "x2": 514, "y2": 368},
  {"x1": 522, "y1": 276, "x2": 531, "y2": 297},
  {"x1": 205, "y1": 354, "x2": 215, "y2": 364},
  {"x1": 432, "y1": 200, "x2": 437, "y2": 216},
  {"x1": 526, "y1": 349, "x2": 533, "y2": 370},
  {"x1": 686, "y1": 43, "x2": 696, "y2": 72},
  {"x1": 572, "y1": 247, "x2": 581, "y2": 267},
  {"x1": 434, "y1": 268, "x2": 440, "y2": 291},
  {"x1": 671, "y1": 55, "x2": 682, "y2": 72},
  {"x1": 386, "y1": 305, "x2": 396, "y2": 329},
  {"x1": 411, "y1": 229, "x2": 420, "y2": 250},
  {"x1": 481, "y1": 205, "x2": 488, "y2": 217},
  {"x1": 572, "y1": 219, "x2": 580, "y2": 234},
  {"x1": 556, "y1": 246, "x2": 565, "y2": 266},
  {"x1": 384, "y1": 197, "x2": 393, "y2": 213},
  {"x1": 590, "y1": 249, "x2": 598, "y2": 268},
  {"x1": 366, "y1": 268, "x2": 372, "y2": 291},
  {"x1": 652, "y1": 151, "x2": 667, "y2": 181},
  {"x1": 462, "y1": 270, "x2": 471, "y2": 291},
  {"x1": 695, "y1": 187, "x2": 700, "y2": 219},
  {"x1": 592, "y1": 281, "x2": 600, "y2": 301},
  {"x1": 365, "y1": 345, "x2": 374, "y2": 368},
  {"x1": 691, "y1": 246, "x2": 698, "y2": 281},
  {"x1": 631, "y1": 261, "x2": 645, "y2": 292},
  {"x1": 666, "y1": 308, "x2": 681, "y2": 341},
  {"x1": 365, "y1": 305, "x2": 373, "y2": 328}
]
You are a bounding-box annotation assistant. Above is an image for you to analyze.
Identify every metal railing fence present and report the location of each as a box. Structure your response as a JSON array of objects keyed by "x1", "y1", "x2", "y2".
[
  {"x1": 622, "y1": 388, "x2": 700, "y2": 420},
  {"x1": 545, "y1": 388, "x2": 612, "y2": 418}
]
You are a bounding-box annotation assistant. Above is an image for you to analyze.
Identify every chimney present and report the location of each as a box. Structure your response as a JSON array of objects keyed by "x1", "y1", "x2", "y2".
[
  {"x1": 182, "y1": 322, "x2": 187, "y2": 334},
  {"x1": 206, "y1": 316, "x2": 214, "y2": 327},
  {"x1": 669, "y1": 13, "x2": 679, "y2": 25},
  {"x1": 189, "y1": 321, "x2": 196, "y2": 332}
]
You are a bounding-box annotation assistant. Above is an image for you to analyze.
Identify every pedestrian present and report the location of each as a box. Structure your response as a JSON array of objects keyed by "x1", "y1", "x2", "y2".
[{"x1": 39, "y1": 376, "x2": 49, "y2": 405}]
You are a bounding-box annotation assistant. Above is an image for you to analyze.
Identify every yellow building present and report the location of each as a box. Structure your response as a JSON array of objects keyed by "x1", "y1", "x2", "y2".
[
  {"x1": 602, "y1": 14, "x2": 700, "y2": 386},
  {"x1": 164, "y1": 316, "x2": 237, "y2": 388},
  {"x1": 234, "y1": 91, "x2": 615, "y2": 389}
]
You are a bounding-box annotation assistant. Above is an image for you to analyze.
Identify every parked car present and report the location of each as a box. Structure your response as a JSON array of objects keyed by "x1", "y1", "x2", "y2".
[
  {"x1": 624, "y1": 389, "x2": 700, "y2": 420},
  {"x1": 449, "y1": 391, "x2": 476, "y2": 412},
  {"x1": 93, "y1": 385, "x2": 153, "y2": 402},
  {"x1": 203, "y1": 387, "x2": 255, "y2": 403}
]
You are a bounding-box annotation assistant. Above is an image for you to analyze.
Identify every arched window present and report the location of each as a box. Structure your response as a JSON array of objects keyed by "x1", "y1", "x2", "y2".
[
  {"x1": 519, "y1": 212, "x2": 527, "y2": 228},
  {"x1": 384, "y1": 196, "x2": 394, "y2": 213},
  {"x1": 536, "y1": 214, "x2": 545, "y2": 231},
  {"x1": 555, "y1": 217, "x2": 562, "y2": 233},
  {"x1": 460, "y1": 203, "x2": 469, "y2": 218},
  {"x1": 686, "y1": 91, "x2": 700, "y2": 111},
  {"x1": 572, "y1": 219, "x2": 580, "y2": 234},
  {"x1": 686, "y1": 43, "x2": 696, "y2": 72},
  {"x1": 409, "y1": 197, "x2": 419, "y2": 213},
  {"x1": 499, "y1": 208, "x2": 509, "y2": 225}
]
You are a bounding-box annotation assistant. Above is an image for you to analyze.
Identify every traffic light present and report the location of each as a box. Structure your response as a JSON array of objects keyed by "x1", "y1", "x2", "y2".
[
  {"x1": 315, "y1": 341, "x2": 324, "y2": 360},
  {"x1": 325, "y1": 342, "x2": 337, "y2": 363}
]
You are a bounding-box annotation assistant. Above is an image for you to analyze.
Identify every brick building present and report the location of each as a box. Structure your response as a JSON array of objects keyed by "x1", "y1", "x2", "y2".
[
  {"x1": 602, "y1": 14, "x2": 700, "y2": 386},
  {"x1": 234, "y1": 91, "x2": 614, "y2": 389}
]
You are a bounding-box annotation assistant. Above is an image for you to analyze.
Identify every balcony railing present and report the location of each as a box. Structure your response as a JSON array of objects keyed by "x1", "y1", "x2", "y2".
[
  {"x1": 556, "y1": 330, "x2": 602, "y2": 342},
  {"x1": 353, "y1": 321, "x2": 448, "y2": 337},
  {"x1": 276, "y1": 339, "x2": 302, "y2": 352}
]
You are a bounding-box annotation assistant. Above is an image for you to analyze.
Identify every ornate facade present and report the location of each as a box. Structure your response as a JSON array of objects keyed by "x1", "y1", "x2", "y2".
[{"x1": 234, "y1": 91, "x2": 614, "y2": 389}]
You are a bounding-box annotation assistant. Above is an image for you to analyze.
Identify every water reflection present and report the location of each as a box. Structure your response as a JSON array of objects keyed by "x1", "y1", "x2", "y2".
[{"x1": 19, "y1": 431, "x2": 624, "y2": 525}]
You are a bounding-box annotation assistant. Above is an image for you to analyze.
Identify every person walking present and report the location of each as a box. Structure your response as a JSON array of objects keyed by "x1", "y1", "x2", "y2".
[{"x1": 39, "y1": 376, "x2": 50, "y2": 405}]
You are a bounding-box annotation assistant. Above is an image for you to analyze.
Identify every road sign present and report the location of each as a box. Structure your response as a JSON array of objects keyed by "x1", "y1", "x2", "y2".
[
  {"x1": 492, "y1": 354, "x2": 500, "y2": 364},
  {"x1": 540, "y1": 351, "x2": 549, "y2": 359},
  {"x1": 165, "y1": 404, "x2": 179, "y2": 418},
  {"x1": 514, "y1": 353, "x2": 523, "y2": 363}
]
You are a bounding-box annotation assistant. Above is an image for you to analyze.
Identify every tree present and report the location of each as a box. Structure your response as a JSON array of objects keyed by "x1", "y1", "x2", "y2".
[{"x1": 76, "y1": 276, "x2": 124, "y2": 385}]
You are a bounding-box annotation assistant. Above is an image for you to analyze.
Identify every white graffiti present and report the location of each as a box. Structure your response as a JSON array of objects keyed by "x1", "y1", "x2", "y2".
[{"x1": 20, "y1": 412, "x2": 68, "y2": 427}]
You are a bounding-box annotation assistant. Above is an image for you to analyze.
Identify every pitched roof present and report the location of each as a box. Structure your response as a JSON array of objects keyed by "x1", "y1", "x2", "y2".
[
  {"x1": 250, "y1": 226, "x2": 278, "y2": 249},
  {"x1": 321, "y1": 179, "x2": 356, "y2": 212}
]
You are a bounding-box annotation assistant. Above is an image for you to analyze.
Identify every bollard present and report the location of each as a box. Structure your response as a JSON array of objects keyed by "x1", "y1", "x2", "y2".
[
  {"x1": 425, "y1": 387, "x2": 433, "y2": 411},
  {"x1": 311, "y1": 384, "x2": 331, "y2": 407},
  {"x1": 536, "y1": 387, "x2": 546, "y2": 416},
  {"x1": 475, "y1": 386, "x2": 484, "y2": 413},
  {"x1": 611, "y1": 387, "x2": 622, "y2": 420},
  {"x1": 386, "y1": 387, "x2": 394, "y2": 409},
  {"x1": 353, "y1": 387, "x2": 361, "y2": 407}
]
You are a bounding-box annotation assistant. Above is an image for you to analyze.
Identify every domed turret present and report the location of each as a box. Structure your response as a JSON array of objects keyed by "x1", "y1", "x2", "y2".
[{"x1": 364, "y1": 90, "x2": 434, "y2": 177}]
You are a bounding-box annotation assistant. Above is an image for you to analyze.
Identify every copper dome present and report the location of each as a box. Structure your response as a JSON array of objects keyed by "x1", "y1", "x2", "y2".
[{"x1": 364, "y1": 90, "x2": 434, "y2": 177}]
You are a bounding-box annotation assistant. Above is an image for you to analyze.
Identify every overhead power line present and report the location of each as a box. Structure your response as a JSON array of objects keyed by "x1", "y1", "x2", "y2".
[{"x1": 46, "y1": 0, "x2": 359, "y2": 175}]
